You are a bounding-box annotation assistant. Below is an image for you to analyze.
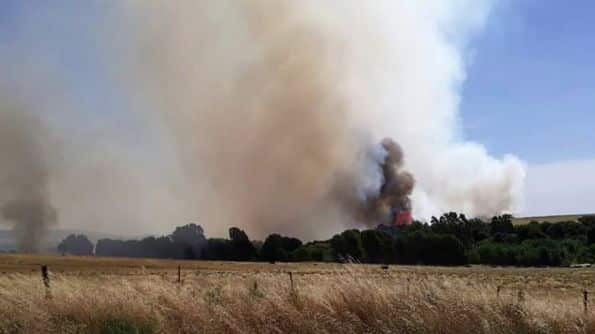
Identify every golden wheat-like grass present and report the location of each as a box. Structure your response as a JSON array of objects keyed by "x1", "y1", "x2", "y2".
[{"x1": 1, "y1": 265, "x2": 594, "y2": 333}]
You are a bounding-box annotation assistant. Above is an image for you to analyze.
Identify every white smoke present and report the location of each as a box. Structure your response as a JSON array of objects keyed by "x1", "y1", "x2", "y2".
[
  {"x1": 318, "y1": 0, "x2": 527, "y2": 219},
  {"x1": 107, "y1": 1, "x2": 525, "y2": 234},
  {"x1": 0, "y1": 1, "x2": 526, "y2": 241}
]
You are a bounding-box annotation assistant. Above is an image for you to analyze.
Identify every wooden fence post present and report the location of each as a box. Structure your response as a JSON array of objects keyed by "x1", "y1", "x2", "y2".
[
  {"x1": 177, "y1": 265, "x2": 181, "y2": 284},
  {"x1": 497, "y1": 285, "x2": 502, "y2": 300},
  {"x1": 584, "y1": 290, "x2": 589, "y2": 314},
  {"x1": 41, "y1": 265, "x2": 50, "y2": 299},
  {"x1": 288, "y1": 272, "x2": 294, "y2": 293}
]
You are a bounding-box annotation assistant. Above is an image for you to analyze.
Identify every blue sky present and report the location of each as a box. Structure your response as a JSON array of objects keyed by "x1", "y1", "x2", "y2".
[
  {"x1": 461, "y1": 0, "x2": 594, "y2": 164},
  {"x1": 0, "y1": 0, "x2": 595, "y2": 164},
  {"x1": 3, "y1": 1, "x2": 591, "y2": 165},
  {"x1": 0, "y1": 1, "x2": 153, "y2": 147},
  {"x1": 0, "y1": 1, "x2": 593, "y2": 218}
]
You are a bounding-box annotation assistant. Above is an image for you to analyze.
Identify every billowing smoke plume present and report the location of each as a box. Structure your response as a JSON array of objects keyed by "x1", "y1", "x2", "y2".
[
  {"x1": 102, "y1": 1, "x2": 421, "y2": 237},
  {"x1": 0, "y1": 1, "x2": 526, "y2": 241},
  {"x1": 335, "y1": 138, "x2": 414, "y2": 226},
  {"x1": 0, "y1": 106, "x2": 57, "y2": 251},
  {"x1": 104, "y1": 0, "x2": 524, "y2": 238},
  {"x1": 372, "y1": 138, "x2": 415, "y2": 221},
  {"x1": 377, "y1": 139, "x2": 415, "y2": 215}
]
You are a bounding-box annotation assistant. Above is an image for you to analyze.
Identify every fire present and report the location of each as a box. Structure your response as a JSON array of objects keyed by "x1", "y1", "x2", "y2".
[{"x1": 394, "y1": 211, "x2": 412, "y2": 226}]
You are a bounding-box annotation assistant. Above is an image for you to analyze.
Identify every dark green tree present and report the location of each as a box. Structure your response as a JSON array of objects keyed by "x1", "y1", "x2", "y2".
[
  {"x1": 490, "y1": 215, "x2": 514, "y2": 235},
  {"x1": 203, "y1": 238, "x2": 234, "y2": 260},
  {"x1": 229, "y1": 227, "x2": 256, "y2": 261},
  {"x1": 588, "y1": 228, "x2": 595, "y2": 245},
  {"x1": 261, "y1": 234, "x2": 287, "y2": 262},
  {"x1": 260, "y1": 234, "x2": 302, "y2": 262},
  {"x1": 170, "y1": 223, "x2": 207, "y2": 259},
  {"x1": 330, "y1": 229, "x2": 363, "y2": 262},
  {"x1": 361, "y1": 230, "x2": 393, "y2": 263},
  {"x1": 57, "y1": 234, "x2": 94, "y2": 255},
  {"x1": 394, "y1": 231, "x2": 466, "y2": 266}
]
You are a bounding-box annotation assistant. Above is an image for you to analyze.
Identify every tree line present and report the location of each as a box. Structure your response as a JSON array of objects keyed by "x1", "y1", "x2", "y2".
[{"x1": 58, "y1": 213, "x2": 595, "y2": 267}]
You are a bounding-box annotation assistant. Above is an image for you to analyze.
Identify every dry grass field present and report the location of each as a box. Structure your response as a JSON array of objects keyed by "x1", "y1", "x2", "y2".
[{"x1": 2, "y1": 254, "x2": 595, "y2": 333}]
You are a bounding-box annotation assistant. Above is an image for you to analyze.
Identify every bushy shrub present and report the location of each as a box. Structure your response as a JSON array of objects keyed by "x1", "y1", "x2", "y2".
[{"x1": 100, "y1": 317, "x2": 157, "y2": 334}]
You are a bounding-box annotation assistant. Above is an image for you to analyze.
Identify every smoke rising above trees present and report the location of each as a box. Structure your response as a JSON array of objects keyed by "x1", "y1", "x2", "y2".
[
  {"x1": 105, "y1": 0, "x2": 524, "y2": 238},
  {"x1": 0, "y1": 1, "x2": 525, "y2": 245},
  {"x1": 0, "y1": 106, "x2": 57, "y2": 252},
  {"x1": 67, "y1": 213, "x2": 595, "y2": 267}
]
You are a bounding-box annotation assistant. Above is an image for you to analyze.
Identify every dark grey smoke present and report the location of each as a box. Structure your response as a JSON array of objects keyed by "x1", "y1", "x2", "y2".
[
  {"x1": 2, "y1": 198, "x2": 57, "y2": 252},
  {"x1": 0, "y1": 106, "x2": 57, "y2": 252},
  {"x1": 358, "y1": 138, "x2": 414, "y2": 224},
  {"x1": 378, "y1": 138, "x2": 415, "y2": 212},
  {"x1": 0, "y1": 1, "x2": 525, "y2": 243},
  {"x1": 334, "y1": 137, "x2": 415, "y2": 226}
]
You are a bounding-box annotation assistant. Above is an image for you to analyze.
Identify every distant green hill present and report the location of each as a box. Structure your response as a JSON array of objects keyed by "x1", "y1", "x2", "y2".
[{"x1": 512, "y1": 214, "x2": 595, "y2": 225}]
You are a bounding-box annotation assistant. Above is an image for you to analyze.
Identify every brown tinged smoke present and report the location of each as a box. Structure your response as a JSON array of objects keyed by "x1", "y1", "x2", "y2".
[
  {"x1": 0, "y1": 1, "x2": 525, "y2": 244},
  {"x1": 108, "y1": 1, "x2": 421, "y2": 238},
  {"x1": 111, "y1": 1, "x2": 393, "y2": 238},
  {"x1": 100, "y1": 0, "x2": 525, "y2": 237},
  {"x1": 0, "y1": 106, "x2": 57, "y2": 252}
]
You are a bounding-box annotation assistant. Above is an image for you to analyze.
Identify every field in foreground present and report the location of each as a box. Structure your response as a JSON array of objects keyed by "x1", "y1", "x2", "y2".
[{"x1": 2, "y1": 254, "x2": 595, "y2": 333}]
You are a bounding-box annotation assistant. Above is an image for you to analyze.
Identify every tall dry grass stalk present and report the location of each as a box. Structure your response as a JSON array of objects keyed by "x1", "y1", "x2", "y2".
[{"x1": 0, "y1": 265, "x2": 593, "y2": 333}]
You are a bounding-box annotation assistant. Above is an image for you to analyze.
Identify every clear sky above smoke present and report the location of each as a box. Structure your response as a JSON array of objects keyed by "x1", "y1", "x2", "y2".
[
  {"x1": 458, "y1": 0, "x2": 595, "y2": 216},
  {"x1": 460, "y1": 0, "x2": 595, "y2": 163},
  {"x1": 0, "y1": 1, "x2": 593, "y2": 238}
]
